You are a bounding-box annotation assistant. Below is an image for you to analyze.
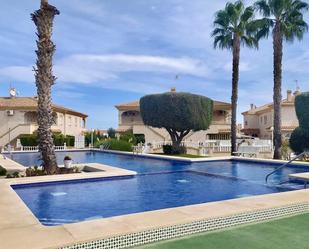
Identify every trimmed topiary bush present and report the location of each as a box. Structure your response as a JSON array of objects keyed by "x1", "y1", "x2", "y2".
[
  {"x1": 140, "y1": 92, "x2": 213, "y2": 154},
  {"x1": 290, "y1": 92, "x2": 309, "y2": 154}
]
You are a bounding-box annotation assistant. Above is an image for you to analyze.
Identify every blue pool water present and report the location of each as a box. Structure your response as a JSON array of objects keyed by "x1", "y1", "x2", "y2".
[{"x1": 11, "y1": 151, "x2": 309, "y2": 226}]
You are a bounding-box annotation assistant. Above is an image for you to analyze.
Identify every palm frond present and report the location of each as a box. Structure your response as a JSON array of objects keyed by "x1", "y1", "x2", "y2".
[{"x1": 255, "y1": 0, "x2": 271, "y2": 17}]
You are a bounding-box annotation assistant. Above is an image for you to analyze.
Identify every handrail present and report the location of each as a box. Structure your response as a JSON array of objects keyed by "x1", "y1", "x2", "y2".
[
  {"x1": 0, "y1": 123, "x2": 36, "y2": 139},
  {"x1": 265, "y1": 151, "x2": 309, "y2": 183}
]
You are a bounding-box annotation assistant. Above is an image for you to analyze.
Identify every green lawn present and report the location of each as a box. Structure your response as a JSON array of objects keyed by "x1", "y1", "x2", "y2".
[{"x1": 135, "y1": 213, "x2": 309, "y2": 249}]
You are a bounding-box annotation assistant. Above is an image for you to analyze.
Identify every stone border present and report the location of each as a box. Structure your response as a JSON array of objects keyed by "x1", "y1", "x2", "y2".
[{"x1": 59, "y1": 202, "x2": 309, "y2": 249}]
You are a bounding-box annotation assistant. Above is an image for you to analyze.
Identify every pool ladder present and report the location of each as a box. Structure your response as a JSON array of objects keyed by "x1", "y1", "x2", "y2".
[{"x1": 265, "y1": 151, "x2": 309, "y2": 183}]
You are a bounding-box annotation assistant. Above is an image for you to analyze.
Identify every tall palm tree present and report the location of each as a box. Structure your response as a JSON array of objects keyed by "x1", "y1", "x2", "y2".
[
  {"x1": 212, "y1": 1, "x2": 259, "y2": 155},
  {"x1": 31, "y1": 0, "x2": 60, "y2": 174},
  {"x1": 255, "y1": 0, "x2": 308, "y2": 159}
]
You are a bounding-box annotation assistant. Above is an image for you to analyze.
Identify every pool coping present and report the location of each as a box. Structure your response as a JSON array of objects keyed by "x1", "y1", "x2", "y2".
[
  {"x1": 1, "y1": 160, "x2": 309, "y2": 249},
  {"x1": 2, "y1": 152, "x2": 309, "y2": 249}
]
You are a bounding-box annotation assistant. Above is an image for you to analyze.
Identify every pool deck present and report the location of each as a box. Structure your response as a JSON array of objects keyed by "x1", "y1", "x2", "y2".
[
  {"x1": 1, "y1": 151, "x2": 309, "y2": 249},
  {"x1": 0, "y1": 154, "x2": 25, "y2": 173},
  {"x1": 0, "y1": 164, "x2": 309, "y2": 249}
]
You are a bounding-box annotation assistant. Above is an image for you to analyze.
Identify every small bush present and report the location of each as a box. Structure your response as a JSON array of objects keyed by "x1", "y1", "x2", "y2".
[
  {"x1": 6, "y1": 171, "x2": 20, "y2": 178},
  {"x1": 107, "y1": 128, "x2": 116, "y2": 138},
  {"x1": 0, "y1": 166, "x2": 7, "y2": 176},
  {"x1": 102, "y1": 139, "x2": 133, "y2": 152},
  {"x1": 163, "y1": 144, "x2": 186, "y2": 155},
  {"x1": 163, "y1": 145, "x2": 173, "y2": 155},
  {"x1": 135, "y1": 134, "x2": 145, "y2": 144},
  {"x1": 120, "y1": 131, "x2": 137, "y2": 145}
]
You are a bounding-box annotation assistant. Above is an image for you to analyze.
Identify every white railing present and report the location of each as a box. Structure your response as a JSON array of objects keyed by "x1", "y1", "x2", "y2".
[
  {"x1": 147, "y1": 139, "x2": 272, "y2": 155},
  {"x1": 20, "y1": 146, "x2": 38, "y2": 151},
  {"x1": 20, "y1": 145, "x2": 67, "y2": 152}
]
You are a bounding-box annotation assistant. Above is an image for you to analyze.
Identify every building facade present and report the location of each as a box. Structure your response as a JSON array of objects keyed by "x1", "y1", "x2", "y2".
[
  {"x1": 242, "y1": 90, "x2": 300, "y2": 139},
  {"x1": 0, "y1": 94, "x2": 87, "y2": 147},
  {"x1": 115, "y1": 96, "x2": 232, "y2": 144}
]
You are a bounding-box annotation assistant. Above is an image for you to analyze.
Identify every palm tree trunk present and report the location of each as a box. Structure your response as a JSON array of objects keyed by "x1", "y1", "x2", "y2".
[
  {"x1": 273, "y1": 22, "x2": 283, "y2": 159},
  {"x1": 32, "y1": 1, "x2": 60, "y2": 174},
  {"x1": 231, "y1": 34, "x2": 240, "y2": 155}
]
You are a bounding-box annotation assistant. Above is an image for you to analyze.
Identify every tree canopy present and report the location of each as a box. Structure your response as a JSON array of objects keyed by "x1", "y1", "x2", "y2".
[{"x1": 140, "y1": 92, "x2": 213, "y2": 153}]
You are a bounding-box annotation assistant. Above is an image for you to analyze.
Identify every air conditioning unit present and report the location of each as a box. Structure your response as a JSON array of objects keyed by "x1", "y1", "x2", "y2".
[{"x1": 7, "y1": 110, "x2": 14, "y2": 116}]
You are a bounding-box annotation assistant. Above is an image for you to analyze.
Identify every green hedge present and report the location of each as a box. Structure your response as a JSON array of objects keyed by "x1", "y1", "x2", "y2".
[
  {"x1": 20, "y1": 134, "x2": 38, "y2": 146},
  {"x1": 102, "y1": 139, "x2": 133, "y2": 152},
  {"x1": 20, "y1": 133, "x2": 75, "y2": 147}
]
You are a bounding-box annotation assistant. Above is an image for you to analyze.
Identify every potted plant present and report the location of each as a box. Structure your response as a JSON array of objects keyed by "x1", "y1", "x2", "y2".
[{"x1": 63, "y1": 155, "x2": 73, "y2": 168}]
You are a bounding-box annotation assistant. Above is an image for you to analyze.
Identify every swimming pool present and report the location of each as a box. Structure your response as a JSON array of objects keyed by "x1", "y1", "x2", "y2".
[{"x1": 10, "y1": 151, "x2": 309, "y2": 226}]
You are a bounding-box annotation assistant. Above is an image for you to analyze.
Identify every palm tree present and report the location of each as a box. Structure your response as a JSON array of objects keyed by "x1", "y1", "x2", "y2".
[
  {"x1": 212, "y1": 1, "x2": 259, "y2": 155},
  {"x1": 31, "y1": 0, "x2": 60, "y2": 174},
  {"x1": 254, "y1": 0, "x2": 308, "y2": 159}
]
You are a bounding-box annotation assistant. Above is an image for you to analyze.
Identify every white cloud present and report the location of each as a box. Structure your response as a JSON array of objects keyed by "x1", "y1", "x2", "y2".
[
  {"x1": 0, "y1": 66, "x2": 34, "y2": 82},
  {"x1": 0, "y1": 54, "x2": 209, "y2": 86}
]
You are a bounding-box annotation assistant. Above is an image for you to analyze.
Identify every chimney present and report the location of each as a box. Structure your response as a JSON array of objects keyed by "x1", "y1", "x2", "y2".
[
  {"x1": 287, "y1": 90, "x2": 292, "y2": 102},
  {"x1": 170, "y1": 87, "x2": 176, "y2": 92},
  {"x1": 250, "y1": 104, "x2": 255, "y2": 110},
  {"x1": 294, "y1": 87, "x2": 301, "y2": 96}
]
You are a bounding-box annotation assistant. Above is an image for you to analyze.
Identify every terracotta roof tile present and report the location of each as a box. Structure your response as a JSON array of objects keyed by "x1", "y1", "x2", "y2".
[{"x1": 0, "y1": 97, "x2": 87, "y2": 117}]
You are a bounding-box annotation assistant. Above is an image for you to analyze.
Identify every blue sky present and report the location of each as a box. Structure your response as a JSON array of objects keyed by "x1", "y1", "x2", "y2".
[{"x1": 0, "y1": 0, "x2": 308, "y2": 129}]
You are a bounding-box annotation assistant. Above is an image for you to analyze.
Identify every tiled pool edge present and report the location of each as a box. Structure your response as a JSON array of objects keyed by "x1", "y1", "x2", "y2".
[{"x1": 58, "y1": 202, "x2": 309, "y2": 249}]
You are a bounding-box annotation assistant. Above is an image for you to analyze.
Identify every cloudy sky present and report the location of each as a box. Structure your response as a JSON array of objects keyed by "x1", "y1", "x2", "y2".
[{"x1": 0, "y1": 0, "x2": 308, "y2": 129}]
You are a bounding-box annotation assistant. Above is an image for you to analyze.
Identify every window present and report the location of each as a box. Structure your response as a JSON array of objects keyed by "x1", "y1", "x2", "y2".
[
  {"x1": 260, "y1": 116, "x2": 263, "y2": 124},
  {"x1": 245, "y1": 121, "x2": 248, "y2": 126},
  {"x1": 68, "y1": 116, "x2": 72, "y2": 126},
  {"x1": 75, "y1": 117, "x2": 78, "y2": 127},
  {"x1": 264, "y1": 115, "x2": 267, "y2": 125}
]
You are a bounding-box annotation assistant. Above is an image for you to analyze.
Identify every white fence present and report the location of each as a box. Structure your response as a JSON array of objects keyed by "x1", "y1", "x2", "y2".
[
  {"x1": 20, "y1": 145, "x2": 67, "y2": 152},
  {"x1": 148, "y1": 139, "x2": 272, "y2": 155}
]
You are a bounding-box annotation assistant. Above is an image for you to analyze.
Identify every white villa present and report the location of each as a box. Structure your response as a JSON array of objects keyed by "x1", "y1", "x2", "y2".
[
  {"x1": 115, "y1": 90, "x2": 232, "y2": 145},
  {"x1": 0, "y1": 89, "x2": 88, "y2": 148},
  {"x1": 242, "y1": 89, "x2": 300, "y2": 140}
]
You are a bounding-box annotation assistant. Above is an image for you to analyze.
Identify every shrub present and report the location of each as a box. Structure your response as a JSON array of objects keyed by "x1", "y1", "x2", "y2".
[
  {"x1": 295, "y1": 92, "x2": 309, "y2": 130},
  {"x1": 120, "y1": 131, "x2": 137, "y2": 145},
  {"x1": 135, "y1": 134, "x2": 145, "y2": 144},
  {"x1": 107, "y1": 128, "x2": 116, "y2": 138},
  {"x1": 102, "y1": 139, "x2": 133, "y2": 152},
  {"x1": 66, "y1": 135, "x2": 75, "y2": 147},
  {"x1": 290, "y1": 92, "x2": 309, "y2": 154},
  {"x1": 163, "y1": 144, "x2": 186, "y2": 155},
  {"x1": 53, "y1": 134, "x2": 66, "y2": 146},
  {"x1": 26, "y1": 167, "x2": 46, "y2": 177},
  {"x1": 20, "y1": 134, "x2": 38, "y2": 146},
  {"x1": 163, "y1": 145, "x2": 173, "y2": 155},
  {"x1": 0, "y1": 166, "x2": 7, "y2": 176}
]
